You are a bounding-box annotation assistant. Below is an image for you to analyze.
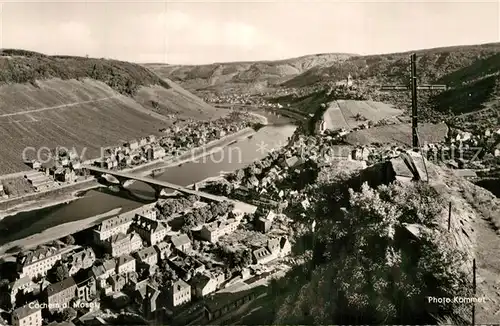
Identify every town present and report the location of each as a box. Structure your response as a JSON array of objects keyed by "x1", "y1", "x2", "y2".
[
  {"x1": 0, "y1": 186, "x2": 294, "y2": 325},
  {"x1": 0, "y1": 112, "x2": 260, "y2": 200}
]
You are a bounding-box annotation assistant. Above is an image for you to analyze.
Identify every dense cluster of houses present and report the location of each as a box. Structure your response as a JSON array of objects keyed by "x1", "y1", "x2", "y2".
[
  {"x1": 204, "y1": 93, "x2": 288, "y2": 109},
  {"x1": 1, "y1": 195, "x2": 292, "y2": 325},
  {"x1": 95, "y1": 115, "x2": 253, "y2": 171},
  {"x1": 95, "y1": 135, "x2": 166, "y2": 170},
  {"x1": 22, "y1": 149, "x2": 85, "y2": 192}
]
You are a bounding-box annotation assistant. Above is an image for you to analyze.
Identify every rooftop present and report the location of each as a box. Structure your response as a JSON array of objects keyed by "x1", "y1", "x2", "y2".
[
  {"x1": 46, "y1": 278, "x2": 76, "y2": 296},
  {"x1": 169, "y1": 279, "x2": 190, "y2": 294},
  {"x1": 136, "y1": 246, "x2": 157, "y2": 261},
  {"x1": 170, "y1": 234, "x2": 191, "y2": 247},
  {"x1": 13, "y1": 302, "x2": 41, "y2": 319},
  {"x1": 19, "y1": 246, "x2": 61, "y2": 267},
  {"x1": 116, "y1": 254, "x2": 135, "y2": 266},
  {"x1": 99, "y1": 214, "x2": 134, "y2": 233}
]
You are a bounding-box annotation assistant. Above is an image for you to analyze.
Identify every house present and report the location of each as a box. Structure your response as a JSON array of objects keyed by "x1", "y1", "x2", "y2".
[
  {"x1": 254, "y1": 217, "x2": 272, "y2": 233},
  {"x1": 45, "y1": 278, "x2": 77, "y2": 311},
  {"x1": 139, "y1": 137, "x2": 148, "y2": 147},
  {"x1": 92, "y1": 214, "x2": 134, "y2": 243},
  {"x1": 126, "y1": 140, "x2": 139, "y2": 151},
  {"x1": 54, "y1": 168, "x2": 75, "y2": 182},
  {"x1": 204, "y1": 289, "x2": 257, "y2": 322},
  {"x1": 109, "y1": 274, "x2": 127, "y2": 292},
  {"x1": 252, "y1": 247, "x2": 274, "y2": 265},
  {"x1": 246, "y1": 175, "x2": 259, "y2": 188},
  {"x1": 104, "y1": 232, "x2": 143, "y2": 257},
  {"x1": 351, "y1": 147, "x2": 370, "y2": 161},
  {"x1": 494, "y1": 144, "x2": 500, "y2": 157},
  {"x1": 279, "y1": 237, "x2": 292, "y2": 258},
  {"x1": 116, "y1": 255, "x2": 136, "y2": 274},
  {"x1": 199, "y1": 218, "x2": 239, "y2": 243},
  {"x1": 31, "y1": 160, "x2": 42, "y2": 170},
  {"x1": 267, "y1": 238, "x2": 280, "y2": 257},
  {"x1": 65, "y1": 247, "x2": 96, "y2": 276},
  {"x1": 73, "y1": 272, "x2": 97, "y2": 303},
  {"x1": 17, "y1": 246, "x2": 65, "y2": 280},
  {"x1": 154, "y1": 241, "x2": 172, "y2": 260},
  {"x1": 135, "y1": 246, "x2": 158, "y2": 266},
  {"x1": 166, "y1": 280, "x2": 191, "y2": 307},
  {"x1": 131, "y1": 215, "x2": 169, "y2": 246},
  {"x1": 8, "y1": 277, "x2": 35, "y2": 308},
  {"x1": 300, "y1": 199, "x2": 311, "y2": 211},
  {"x1": 11, "y1": 302, "x2": 42, "y2": 326},
  {"x1": 152, "y1": 147, "x2": 166, "y2": 160},
  {"x1": 190, "y1": 274, "x2": 217, "y2": 298},
  {"x1": 280, "y1": 156, "x2": 304, "y2": 169},
  {"x1": 167, "y1": 255, "x2": 206, "y2": 281},
  {"x1": 241, "y1": 268, "x2": 251, "y2": 279},
  {"x1": 146, "y1": 135, "x2": 157, "y2": 143},
  {"x1": 90, "y1": 261, "x2": 113, "y2": 280},
  {"x1": 169, "y1": 234, "x2": 192, "y2": 253}
]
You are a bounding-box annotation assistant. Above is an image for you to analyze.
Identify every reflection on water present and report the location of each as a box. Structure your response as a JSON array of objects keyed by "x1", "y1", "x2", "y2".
[{"x1": 0, "y1": 113, "x2": 296, "y2": 245}]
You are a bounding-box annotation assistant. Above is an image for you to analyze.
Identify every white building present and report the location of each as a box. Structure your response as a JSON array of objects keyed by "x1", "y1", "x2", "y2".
[
  {"x1": 131, "y1": 214, "x2": 169, "y2": 246},
  {"x1": 168, "y1": 279, "x2": 191, "y2": 307},
  {"x1": 93, "y1": 214, "x2": 135, "y2": 243},
  {"x1": 17, "y1": 247, "x2": 65, "y2": 280},
  {"x1": 11, "y1": 302, "x2": 42, "y2": 326},
  {"x1": 116, "y1": 255, "x2": 136, "y2": 274}
]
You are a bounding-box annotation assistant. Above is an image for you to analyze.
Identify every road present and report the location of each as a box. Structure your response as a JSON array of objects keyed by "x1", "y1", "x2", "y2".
[{"x1": 0, "y1": 96, "x2": 119, "y2": 118}]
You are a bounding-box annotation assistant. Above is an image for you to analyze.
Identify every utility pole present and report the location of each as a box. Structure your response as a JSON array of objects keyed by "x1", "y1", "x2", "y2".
[
  {"x1": 411, "y1": 53, "x2": 418, "y2": 149},
  {"x1": 380, "y1": 54, "x2": 448, "y2": 151}
]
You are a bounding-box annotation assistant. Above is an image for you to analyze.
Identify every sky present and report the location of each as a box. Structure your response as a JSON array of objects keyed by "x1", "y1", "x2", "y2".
[{"x1": 0, "y1": 0, "x2": 499, "y2": 65}]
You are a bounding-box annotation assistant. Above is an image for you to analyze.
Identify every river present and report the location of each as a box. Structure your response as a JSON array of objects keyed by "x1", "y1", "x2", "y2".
[{"x1": 0, "y1": 113, "x2": 295, "y2": 247}]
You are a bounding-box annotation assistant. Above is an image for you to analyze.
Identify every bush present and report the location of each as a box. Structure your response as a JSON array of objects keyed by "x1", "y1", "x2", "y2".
[{"x1": 274, "y1": 181, "x2": 472, "y2": 324}]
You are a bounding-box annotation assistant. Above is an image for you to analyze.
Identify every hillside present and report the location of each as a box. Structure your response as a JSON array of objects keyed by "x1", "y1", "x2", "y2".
[
  {"x1": 284, "y1": 43, "x2": 500, "y2": 87},
  {"x1": 149, "y1": 43, "x2": 500, "y2": 131},
  {"x1": 269, "y1": 158, "x2": 500, "y2": 324},
  {"x1": 0, "y1": 50, "x2": 225, "y2": 174},
  {"x1": 284, "y1": 43, "x2": 500, "y2": 130},
  {"x1": 145, "y1": 53, "x2": 353, "y2": 94}
]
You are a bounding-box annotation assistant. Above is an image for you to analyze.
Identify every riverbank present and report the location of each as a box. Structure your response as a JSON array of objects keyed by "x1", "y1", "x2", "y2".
[
  {"x1": 0, "y1": 179, "x2": 102, "y2": 220},
  {"x1": 0, "y1": 207, "x2": 122, "y2": 258},
  {"x1": 129, "y1": 126, "x2": 256, "y2": 177}
]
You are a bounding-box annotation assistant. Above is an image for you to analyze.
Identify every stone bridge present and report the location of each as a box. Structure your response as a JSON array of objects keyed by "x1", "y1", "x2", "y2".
[{"x1": 84, "y1": 165, "x2": 225, "y2": 201}]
